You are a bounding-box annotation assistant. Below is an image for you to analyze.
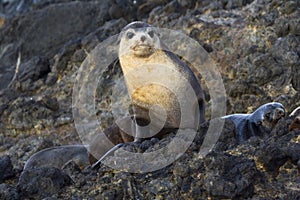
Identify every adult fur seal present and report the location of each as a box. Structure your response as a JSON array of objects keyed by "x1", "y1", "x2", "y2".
[
  {"x1": 222, "y1": 102, "x2": 285, "y2": 142},
  {"x1": 117, "y1": 21, "x2": 205, "y2": 140},
  {"x1": 23, "y1": 21, "x2": 205, "y2": 170},
  {"x1": 92, "y1": 21, "x2": 205, "y2": 167}
]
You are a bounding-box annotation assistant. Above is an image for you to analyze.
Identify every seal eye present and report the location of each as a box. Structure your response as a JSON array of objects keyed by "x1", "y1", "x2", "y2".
[
  {"x1": 127, "y1": 31, "x2": 135, "y2": 39},
  {"x1": 148, "y1": 30, "x2": 154, "y2": 38},
  {"x1": 265, "y1": 113, "x2": 271, "y2": 119}
]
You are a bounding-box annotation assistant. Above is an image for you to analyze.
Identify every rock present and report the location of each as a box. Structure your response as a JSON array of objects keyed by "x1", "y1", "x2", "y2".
[
  {"x1": 270, "y1": 36, "x2": 300, "y2": 91},
  {"x1": 81, "y1": 18, "x2": 128, "y2": 51},
  {"x1": 282, "y1": 143, "x2": 300, "y2": 164},
  {"x1": 45, "y1": 73, "x2": 58, "y2": 86},
  {"x1": 0, "y1": 156, "x2": 15, "y2": 182},
  {"x1": 0, "y1": 1, "x2": 111, "y2": 90},
  {"x1": 12, "y1": 56, "x2": 50, "y2": 91},
  {"x1": 202, "y1": 152, "x2": 258, "y2": 199},
  {"x1": 147, "y1": 178, "x2": 174, "y2": 194},
  {"x1": 0, "y1": 184, "x2": 19, "y2": 200},
  {"x1": 196, "y1": 119, "x2": 237, "y2": 152},
  {"x1": 289, "y1": 18, "x2": 300, "y2": 36},
  {"x1": 3, "y1": 96, "x2": 55, "y2": 130},
  {"x1": 148, "y1": 0, "x2": 187, "y2": 25},
  {"x1": 274, "y1": 18, "x2": 290, "y2": 37},
  {"x1": 177, "y1": 0, "x2": 196, "y2": 9},
  {"x1": 256, "y1": 143, "x2": 288, "y2": 173},
  {"x1": 137, "y1": 0, "x2": 171, "y2": 20},
  {"x1": 279, "y1": 1, "x2": 298, "y2": 15},
  {"x1": 18, "y1": 167, "x2": 73, "y2": 198},
  {"x1": 0, "y1": 88, "x2": 19, "y2": 116},
  {"x1": 251, "y1": 53, "x2": 286, "y2": 86},
  {"x1": 256, "y1": 118, "x2": 300, "y2": 173},
  {"x1": 292, "y1": 64, "x2": 300, "y2": 91},
  {"x1": 37, "y1": 95, "x2": 59, "y2": 111},
  {"x1": 52, "y1": 39, "x2": 81, "y2": 73},
  {"x1": 224, "y1": 0, "x2": 254, "y2": 10},
  {"x1": 108, "y1": 0, "x2": 138, "y2": 21}
]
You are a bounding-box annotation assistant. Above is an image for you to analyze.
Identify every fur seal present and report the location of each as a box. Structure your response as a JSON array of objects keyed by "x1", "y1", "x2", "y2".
[
  {"x1": 118, "y1": 21, "x2": 205, "y2": 138},
  {"x1": 289, "y1": 106, "x2": 300, "y2": 131},
  {"x1": 23, "y1": 145, "x2": 90, "y2": 170},
  {"x1": 23, "y1": 124, "x2": 123, "y2": 171},
  {"x1": 23, "y1": 21, "x2": 205, "y2": 170},
  {"x1": 91, "y1": 21, "x2": 205, "y2": 167},
  {"x1": 222, "y1": 102, "x2": 285, "y2": 142}
]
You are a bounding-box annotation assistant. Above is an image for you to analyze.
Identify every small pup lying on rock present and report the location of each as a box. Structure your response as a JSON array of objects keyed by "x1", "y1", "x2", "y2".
[{"x1": 222, "y1": 102, "x2": 285, "y2": 142}]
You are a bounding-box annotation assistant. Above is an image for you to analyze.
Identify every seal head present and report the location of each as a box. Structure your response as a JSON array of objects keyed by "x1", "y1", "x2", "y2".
[
  {"x1": 251, "y1": 102, "x2": 285, "y2": 131},
  {"x1": 119, "y1": 21, "x2": 161, "y2": 58}
]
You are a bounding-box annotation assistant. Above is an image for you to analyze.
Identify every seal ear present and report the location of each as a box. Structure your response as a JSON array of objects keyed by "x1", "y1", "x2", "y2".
[
  {"x1": 117, "y1": 33, "x2": 122, "y2": 44},
  {"x1": 155, "y1": 31, "x2": 161, "y2": 37}
]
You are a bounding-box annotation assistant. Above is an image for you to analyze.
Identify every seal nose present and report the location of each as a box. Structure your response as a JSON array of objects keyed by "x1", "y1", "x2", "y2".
[{"x1": 141, "y1": 35, "x2": 146, "y2": 42}]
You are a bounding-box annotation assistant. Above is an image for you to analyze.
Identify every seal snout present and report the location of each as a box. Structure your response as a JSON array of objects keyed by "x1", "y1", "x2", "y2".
[
  {"x1": 141, "y1": 35, "x2": 146, "y2": 42},
  {"x1": 273, "y1": 107, "x2": 285, "y2": 121},
  {"x1": 276, "y1": 107, "x2": 285, "y2": 117},
  {"x1": 268, "y1": 103, "x2": 285, "y2": 121}
]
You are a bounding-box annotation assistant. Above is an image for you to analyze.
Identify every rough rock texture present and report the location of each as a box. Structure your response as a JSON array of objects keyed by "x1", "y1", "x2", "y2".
[
  {"x1": 0, "y1": 183, "x2": 19, "y2": 200},
  {"x1": 0, "y1": 156, "x2": 15, "y2": 182},
  {"x1": 0, "y1": 0, "x2": 299, "y2": 199},
  {"x1": 18, "y1": 167, "x2": 73, "y2": 198}
]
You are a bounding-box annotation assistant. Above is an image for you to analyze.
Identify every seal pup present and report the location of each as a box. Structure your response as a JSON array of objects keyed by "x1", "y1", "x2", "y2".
[
  {"x1": 23, "y1": 145, "x2": 90, "y2": 170},
  {"x1": 22, "y1": 124, "x2": 124, "y2": 171},
  {"x1": 289, "y1": 106, "x2": 300, "y2": 131},
  {"x1": 222, "y1": 102, "x2": 285, "y2": 142}
]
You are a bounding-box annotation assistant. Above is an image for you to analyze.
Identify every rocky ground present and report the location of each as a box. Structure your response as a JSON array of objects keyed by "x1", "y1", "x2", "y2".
[{"x1": 0, "y1": 0, "x2": 299, "y2": 199}]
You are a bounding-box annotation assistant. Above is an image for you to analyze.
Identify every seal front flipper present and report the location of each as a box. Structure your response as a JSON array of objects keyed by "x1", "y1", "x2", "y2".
[{"x1": 91, "y1": 143, "x2": 125, "y2": 169}]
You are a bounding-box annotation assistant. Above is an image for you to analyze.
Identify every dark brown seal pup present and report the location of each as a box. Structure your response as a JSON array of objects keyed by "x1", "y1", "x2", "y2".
[
  {"x1": 24, "y1": 145, "x2": 90, "y2": 170},
  {"x1": 289, "y1": 106, "x2": 300, "y2": 131},
  {"x1": 222, "y1": 102, "x2": 285, "y2": 142}
]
